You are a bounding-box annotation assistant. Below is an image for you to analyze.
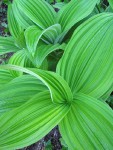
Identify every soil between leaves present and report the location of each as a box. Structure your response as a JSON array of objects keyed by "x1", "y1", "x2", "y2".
[{"x1": 18, "y1": 127, "x2": 62, "y2": 150}]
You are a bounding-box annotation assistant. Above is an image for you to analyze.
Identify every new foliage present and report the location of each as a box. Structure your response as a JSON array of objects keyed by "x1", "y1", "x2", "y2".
[{"x1": 0, "y1": 0, "x2": 113, "y2": 150}]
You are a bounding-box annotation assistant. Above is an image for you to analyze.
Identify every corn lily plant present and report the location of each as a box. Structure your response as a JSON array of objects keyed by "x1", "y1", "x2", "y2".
[
  {"x1": 0, "y1": 12, "x2": 113, "y2": 149},
  {"x1": 46, "y1": 0, "x2": 70, "y2": 9},
  {"x1": 0, "y1": 0, "x2": 99, "y2": 72}
]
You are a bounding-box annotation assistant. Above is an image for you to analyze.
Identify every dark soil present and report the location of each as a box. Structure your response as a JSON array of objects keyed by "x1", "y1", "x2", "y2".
[
  {"x1": 0, "y1": 1, "x2": 8, "y2": 36},
  {"x1": 19, "y1": 127, "x2": 62, "y2": 150}
]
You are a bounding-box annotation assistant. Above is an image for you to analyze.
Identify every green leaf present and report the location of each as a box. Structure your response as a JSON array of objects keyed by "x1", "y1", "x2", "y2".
[
  {"x1": 53, "y1": 2, "x2": 67, "y2": 10},
  {"x1": 0, "y1": 91, "x2": 70, "y2": 149},
  {"x1": 39, "y1": 58, "x2": 48, "y2": 70},
  {"x1": 15, "y1": 31, "x2": 26, "y2": 49},
  {"x1": 8, "y1": 50, "x2": 33, "y2": 77},
  {"x1": 15, "y1": 0, "x2": 56, "y2": 29},
  {"x1": 8, "y1": 4, "x2": 26, "y2": 49},
  {"x1": 0, "y1": 36, "x2": 20, "y2": 55},
  {"x1": 106, "y1": 6, "x2": 113, "y2": 13},
  {"x1": 0, "y1": 69, "x2": 13, "y2": 88},
  {"x1": 100, "y1": 85, "x2": 113, "y2": 101},
  {"x1": 12, "y1": 2, "x2": 34, "y2": 29},
  {"x1": 57, "y1": 13, "x2": 113, "y2": 99},
  {"x1": 25, "y1": 24, "x2": 61, "y2": 56},
  {"x1": 107, "y1": 95, "x2": 113, "y2": 109},
  {"x1": 27, "y1": 42, "x2": 65, "y2": 67},
  {"x1": 108, "y1": 0, "x2": 113, "y2": 10},
  {"x1": 59, "y1": 93, "x2": 113, "y2": 150},
  {"x1": 0, "y1": 65, "x2": 73, "y2": 104},
  {"x1": 8, "y1": 4, "x2": 23, "y2": 39},
  {"x1": 0, "y1": 75, "x2": 47, "y2": 115},
  {"x1": 33, "y1": 43, "x2": 65, "y2": 67},
  {"x1": 58, "y1": 0, "x2": 98, "y2": 34}
]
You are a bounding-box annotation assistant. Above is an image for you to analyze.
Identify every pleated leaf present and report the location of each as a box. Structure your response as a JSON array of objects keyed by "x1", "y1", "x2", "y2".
[
  {"x1": 0, "y1": 75, "x2": 47, "y2": 115},
  {"x1": 0, "y1": 69, "x2": 13, "y2": 88},
  {"x1": 58, "y1": 0, "x2": 98, "y2": 33},
  {"x1": 25, "y1": 24, "x2": 61, "y2": 56},
  {"x1": 8, "y1": 4, "x2": 22, "y2": 39},
  {"x1": 15, "y1": 31, "x2": 26, "y2": 49},
  {"x1": 59, "y1": 93, "x2": 113, "y2": 150},
  {"x1": 106, "y1": 6, "x2": 113, "y2": 13},
  {"x1": 0, "y1": 65, "x2": 73, "y2": 104},
  {"x1": 0, "y1": 36, "x2": 20, "y2": 55},
  {"x1": 108, "y1": 0, "x2": 113, "y2": 9},
  {"x1": 33, "y1": 43, "x2": 66, "y2": 67},
  {"x1": 8, "y1": 4, "x2": 27, "y2": 49},
  {"x1": 12, "y1": 2, "x2": 34, "y2": 29},
  {"x1": 0, "y1": 91, "x2": 70, "y2": 149},
  {"x1": 53, "y1": 2, "x2": 67, "y2": 9},
  {"x1": 8, "y1": 50, "x2": 33, "y2": 77},
  {"x1": 15, "y1": 0, "x2": 56, "y2": 29},
  {"x1": 57, "y1": 13, "x2": 113, "y2": 99},
  {"x1": 100, "y1": 84, "x2": 113, "y2": 101}
]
